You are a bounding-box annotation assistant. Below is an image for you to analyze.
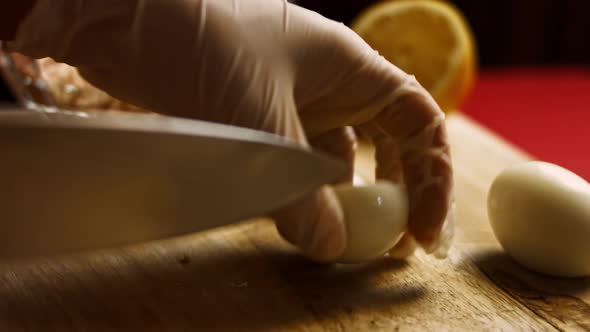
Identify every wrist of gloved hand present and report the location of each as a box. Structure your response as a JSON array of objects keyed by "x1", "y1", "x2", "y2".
[{"x1": 12, "y1": 0, "x2": 201, "y2": 115}]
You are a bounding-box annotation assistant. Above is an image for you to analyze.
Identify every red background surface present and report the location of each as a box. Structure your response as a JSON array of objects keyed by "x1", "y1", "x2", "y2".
[{"x1": 462, "y1": 67, "x2": 590, "y2": 180}]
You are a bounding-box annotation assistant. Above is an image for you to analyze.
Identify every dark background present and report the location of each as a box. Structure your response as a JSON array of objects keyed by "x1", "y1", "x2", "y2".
[
  {"x1": 296, "y1": 0, "x2": 590, "y2": 66},
  {"x1": 0, "y1": 76, "x2": 14, "y2": 102},
  {"x1": 2, "y1": 0, "x2": 589, "y2": 102}
]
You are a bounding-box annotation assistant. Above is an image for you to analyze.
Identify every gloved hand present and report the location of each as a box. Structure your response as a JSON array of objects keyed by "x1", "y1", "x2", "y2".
[{"x1": 8, "y1": 0, "x2": 454, "y2": 262}]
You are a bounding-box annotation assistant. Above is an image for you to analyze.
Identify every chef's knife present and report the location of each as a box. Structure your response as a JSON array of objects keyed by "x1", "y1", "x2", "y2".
[{"x1": 0, "y1": 109, "x2": 346, "y2": 259}]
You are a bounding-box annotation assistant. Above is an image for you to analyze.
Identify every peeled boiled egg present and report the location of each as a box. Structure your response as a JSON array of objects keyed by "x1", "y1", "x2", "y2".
[
  {"x1": 333, "y1": 181, "x2": 409, "y2": 263},
  {"x1": 488, "y1": 161, "x2": 590, "y2": 277}
]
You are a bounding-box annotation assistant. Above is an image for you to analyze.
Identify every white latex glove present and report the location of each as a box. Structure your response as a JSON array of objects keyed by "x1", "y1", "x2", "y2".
[{"x1": 8, "y1": 0, "x2": 454, "y2": 262}]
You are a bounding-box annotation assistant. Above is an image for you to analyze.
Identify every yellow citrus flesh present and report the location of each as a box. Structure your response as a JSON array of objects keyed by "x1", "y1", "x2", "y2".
[{"x1": 351, "y1": 0, "x2": 477, "y2": 113}]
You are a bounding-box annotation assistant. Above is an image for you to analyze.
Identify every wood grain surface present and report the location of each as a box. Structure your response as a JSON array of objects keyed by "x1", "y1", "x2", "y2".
[{"x1": 0, "y1": 113, "x2": 588, "y2": 331}]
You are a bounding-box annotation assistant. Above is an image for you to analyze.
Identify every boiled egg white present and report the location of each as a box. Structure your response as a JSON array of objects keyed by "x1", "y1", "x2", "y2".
[
  {"x1": 488, "y1": 161, "x2": 590, "y2": 277},
  {"x1": 334, "y1": 181, "x2": 409, "y2": 263}
]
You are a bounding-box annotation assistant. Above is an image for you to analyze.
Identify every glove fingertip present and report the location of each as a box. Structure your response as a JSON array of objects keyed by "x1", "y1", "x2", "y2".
[
  {"x1": 422, "y1": 200, "x2": 455, "y2": 259},
  {"x1": 274, "y1": 186, "x2": 347, "y2": 262},
  {"x1": 388, "y1": 233, "x2": 418, "y2": 259}
]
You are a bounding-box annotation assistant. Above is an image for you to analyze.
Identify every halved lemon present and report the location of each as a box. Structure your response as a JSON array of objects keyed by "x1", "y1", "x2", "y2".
[{"x1": 351, "y1": 0, "x2": 477, "y2": 113}]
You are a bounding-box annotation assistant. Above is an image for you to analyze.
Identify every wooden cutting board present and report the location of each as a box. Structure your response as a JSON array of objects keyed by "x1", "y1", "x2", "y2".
[{"x1": 0, "y1": 113, "x2": 588, "y2": 331}]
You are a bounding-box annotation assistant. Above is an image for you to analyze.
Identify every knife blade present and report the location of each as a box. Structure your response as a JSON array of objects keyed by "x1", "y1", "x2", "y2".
[{"x1": 0, "y1": 109, "x2": 347, "y2": 259}]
